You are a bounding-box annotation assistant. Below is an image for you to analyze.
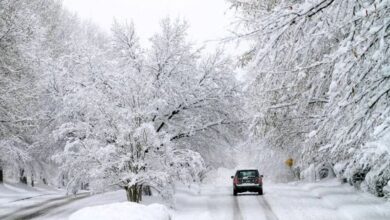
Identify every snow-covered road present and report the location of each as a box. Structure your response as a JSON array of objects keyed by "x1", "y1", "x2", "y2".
[
  {"x1": 0, "y1": 193, "x2": 89, "y2": 220},
  {"x1": 175, "y1": 168, "x2": 284, "y2": 220},
  {"x1": 173, "y1": 179, "x2": 390, "y2": 220},
  {"x1": 1, "y1": 178, "x2": 390, "y2": 220},
  {"x1": 173, "y1": 184, "x2": 285, "y2": 220}
]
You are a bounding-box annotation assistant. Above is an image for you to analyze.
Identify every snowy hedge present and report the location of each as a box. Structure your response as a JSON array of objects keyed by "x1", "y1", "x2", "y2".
[{"x1": 344, "y1": 133, "x2": 390, "y2": 197}]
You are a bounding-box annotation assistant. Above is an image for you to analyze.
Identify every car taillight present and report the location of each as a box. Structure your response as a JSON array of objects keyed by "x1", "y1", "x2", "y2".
[
  {"x1": 233, "y1": 177, "x2": 238, "y2": 185},
  {"x1": 256, "y1": 177, "x2": 263, "y2": 184}
]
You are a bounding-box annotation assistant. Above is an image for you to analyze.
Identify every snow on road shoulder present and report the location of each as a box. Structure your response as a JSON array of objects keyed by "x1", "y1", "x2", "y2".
[
  {"x1": 264, "y1": 179, "x2": 390, "y2": 220},
  {"x1": 69, "y1": 202, "x2": 171, "y2": 220}
]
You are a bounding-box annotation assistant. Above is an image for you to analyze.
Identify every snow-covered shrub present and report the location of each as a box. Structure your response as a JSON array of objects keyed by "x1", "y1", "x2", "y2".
[
  {"x1": 301, "y1": 164, "x2": 316, "y2": 182},
  {"x1": 316, "y1": 162, "x2": 336, "y2": 180},
  {"x1": 333, "y1": 161, "x2": 348, "y2": 181},
  {"x1": 343, "y1": 132, "x2": 390, "y2": 197},
  {"x1": 344, "y1": 165, "x2": 371, "y2": 189},
  {"x1": 384, "y1": 182, "x2": 390, "y2": 199},
  {"x1": 300, "y1": 162, "x2": 335, "y2": 181},
  {"x1": 168, "y1": 149, "x2": 206, "y2": 184}
]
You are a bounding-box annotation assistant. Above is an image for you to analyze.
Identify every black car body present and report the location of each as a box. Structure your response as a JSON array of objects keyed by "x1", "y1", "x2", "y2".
[{"x1": 231, "y1": 169, "x2": 263, "y2": 196}]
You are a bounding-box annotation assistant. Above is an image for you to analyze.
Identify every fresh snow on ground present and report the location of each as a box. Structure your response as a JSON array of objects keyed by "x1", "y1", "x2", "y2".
[
  {"x1": 35, "y1": 190, "x2": 127, "y2": 220},
  {"x1": 172, "y1": 168, "x2": 390, "y2": 220},
  {"x1": 172, "y1": 180, "x2": 390, "y2": 220},
  {"x1": 69, "y1": 202, "x2": 171, "y2": 220},
  {"x1": 266, "y1": 180, "x2": 390, "y2": 220},
  {"x1": 0, "y1": 182, "x2": 66, "y2": 218},
  {"x1": 0, "y1": 182, "x2": 64, "y2": 204},
  {"x1": 1, "y1": 168, "x2": 390, "y2": 220}
]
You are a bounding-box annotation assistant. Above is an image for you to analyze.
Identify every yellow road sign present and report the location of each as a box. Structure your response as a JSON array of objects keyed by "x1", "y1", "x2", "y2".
[{"x1": 285, "y1": 158, "x2": 294, "y2": 168}]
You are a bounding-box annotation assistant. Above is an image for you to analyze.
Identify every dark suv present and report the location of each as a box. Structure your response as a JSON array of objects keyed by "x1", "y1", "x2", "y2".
[{"x1": 231, "y1": 169, "x2": 263, "y2": 196}]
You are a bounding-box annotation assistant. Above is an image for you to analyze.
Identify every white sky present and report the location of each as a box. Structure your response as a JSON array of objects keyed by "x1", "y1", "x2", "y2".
[{"x1": 62, "y1": 0, "x2": 236, "y2": 51}]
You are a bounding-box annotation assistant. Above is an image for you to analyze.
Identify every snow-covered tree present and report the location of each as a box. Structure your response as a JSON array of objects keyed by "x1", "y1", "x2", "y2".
[
  {"x1": 50, "y1": 18, "x2": 199, "y2": 202},
  {"x1": 147, "y1": 18, "x2": 244, "y2": 167},
  {"x1": 229, "y1": 0, "x2": 390, "y2": 196},
  {"x1": 0, "y1": 0, "x2": 60, "y2": 184},
  {"x1": 0, "y1": 0, "x2": 243, "y2": 203}
]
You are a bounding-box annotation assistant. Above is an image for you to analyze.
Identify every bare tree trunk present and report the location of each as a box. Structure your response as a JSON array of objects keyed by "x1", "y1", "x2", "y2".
[
  {"x1": 0, "y1": 166, "x2": 3, "y2": 183},
  {"x1": 42, "y1": 177, "x2": 47, "y2": 185},
  {"x1": 143, "y1": 185, "x2": 152, "y2": 196},
  {"x1": 19, "y1": 168, "x2": 27, "y2": 184},
  {"x1": 31, "y1": 174, "x2": 34, "y2": 187},
  {"x1": 81, "y1": 182, "x2": 89, "y2": 190},
  {"x1": 62, "y1": 174, "x2": 65, "y2": 187},
  {"x1": 125, "y1": 184, "x2": 143, "y2": 203}
]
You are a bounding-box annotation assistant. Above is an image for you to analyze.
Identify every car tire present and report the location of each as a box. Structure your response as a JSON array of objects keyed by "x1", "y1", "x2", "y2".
[
  {"x1": 233, "y1": 189, "x2": 238, "y2": 196},
  {"x1": 258, "y1": 189, "x2": 263, "y2": 195}
]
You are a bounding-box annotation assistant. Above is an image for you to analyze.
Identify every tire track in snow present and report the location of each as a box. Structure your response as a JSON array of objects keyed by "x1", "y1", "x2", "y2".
[
  {"x1": 10, "y1": 193, "x2": 58, "y2": 203},
  {"x1": 237, "y1": 194, "x2": 269, "y2": 220},
  {"x1": 257, "y1": 196, "x2": 279, "y2": 220},
  {"x1": 204, "y1": 186, "x2": 243, "y2": 220},
  {"x1": 233, "y1": 196, "x2": 244, "y2": 220},
  {"x1": 0, "y1": 195, "x2": 68, "y2": 218},
  {"x1": 0, "y1": 193, "x2": 89, "y2": 220}
]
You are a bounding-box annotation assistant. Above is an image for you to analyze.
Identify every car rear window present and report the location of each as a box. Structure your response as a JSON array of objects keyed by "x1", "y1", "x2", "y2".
[{"x1": 237, "y1": 170, "x2": 259, "y2": 178}]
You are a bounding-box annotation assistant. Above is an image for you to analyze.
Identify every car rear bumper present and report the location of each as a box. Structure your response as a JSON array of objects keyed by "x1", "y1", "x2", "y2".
[{"x1": 234, "y1": 184, "x2": 262, "y2": 192}]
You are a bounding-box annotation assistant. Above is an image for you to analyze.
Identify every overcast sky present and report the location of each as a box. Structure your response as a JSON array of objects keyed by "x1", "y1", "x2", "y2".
[{"x1": 62, "y1": 0, "x2": 236, "y2": 50}]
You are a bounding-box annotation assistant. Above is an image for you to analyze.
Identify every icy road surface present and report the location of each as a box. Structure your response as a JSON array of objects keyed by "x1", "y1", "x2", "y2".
[{"x1": 1, "y1": 179, "x2": 390, "y2": 220}]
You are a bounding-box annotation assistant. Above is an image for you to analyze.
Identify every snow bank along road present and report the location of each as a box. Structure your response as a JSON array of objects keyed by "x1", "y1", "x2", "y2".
[{"x1": 1, "y1": 179, "x2": 390, "y2": 219}]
